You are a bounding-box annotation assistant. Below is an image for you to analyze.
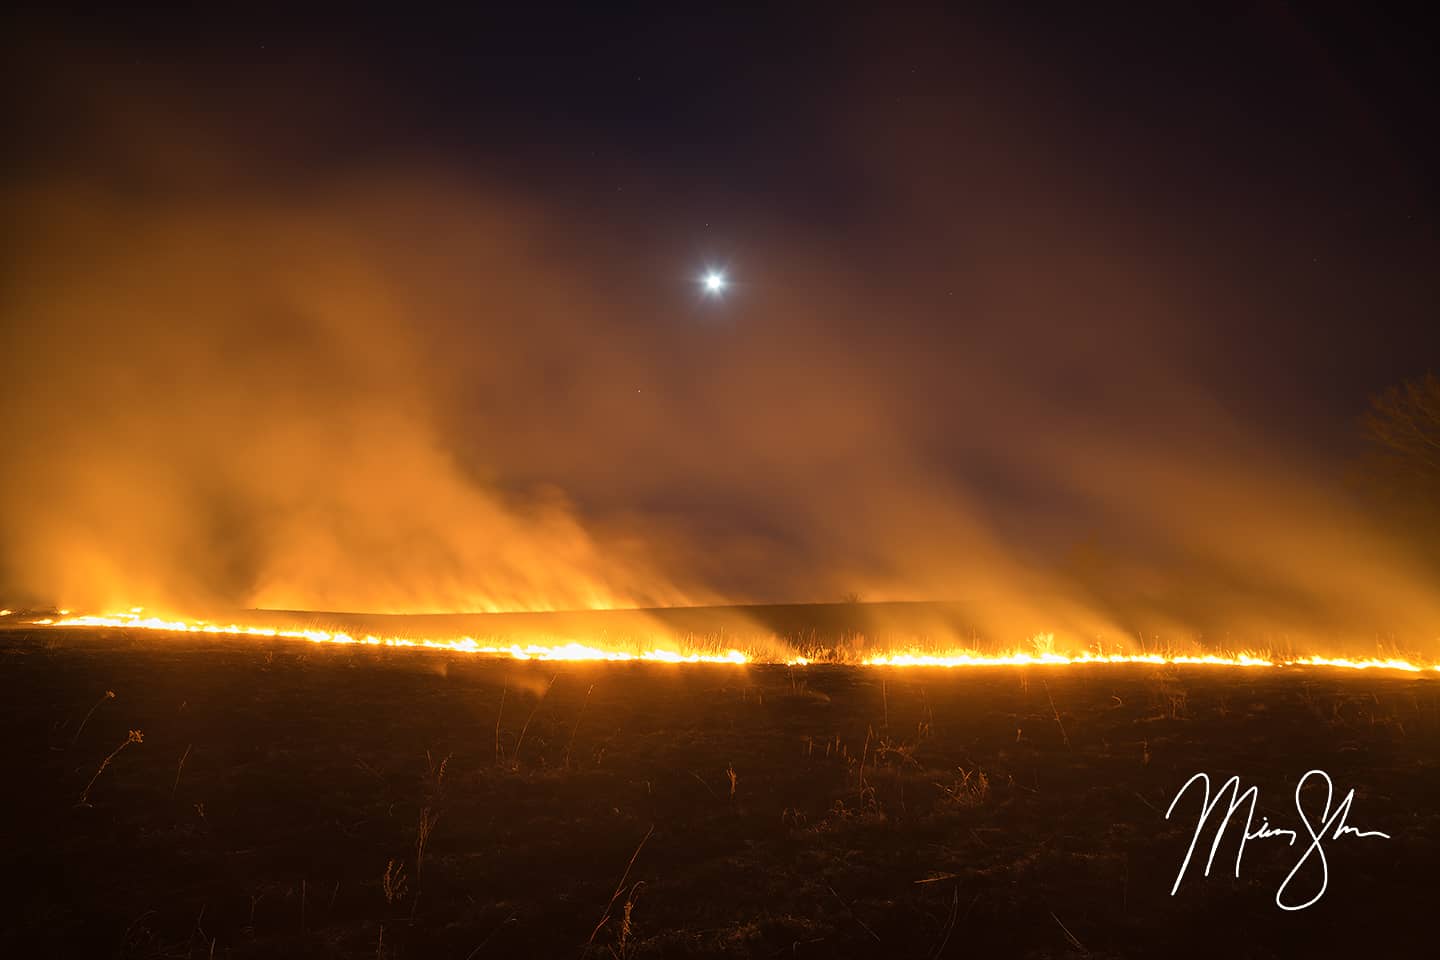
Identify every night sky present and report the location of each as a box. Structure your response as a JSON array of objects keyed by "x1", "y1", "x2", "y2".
[{"x1": 3, "y1": 6, "x2": 1439, "y2": 642}]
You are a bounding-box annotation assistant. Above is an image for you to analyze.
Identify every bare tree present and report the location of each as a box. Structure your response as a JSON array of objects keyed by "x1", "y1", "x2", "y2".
[{"x1": 1364, "y1": 372, "x2": 1440, "y2": 490}]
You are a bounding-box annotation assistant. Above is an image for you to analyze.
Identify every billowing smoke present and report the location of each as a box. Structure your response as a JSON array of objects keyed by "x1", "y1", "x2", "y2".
[
  {"x1": 1, "y1": 178, "x2": 707, "y2": 615},
  {"x1": 3, "y1": 21, "x2": 1438, "y2": 655}
]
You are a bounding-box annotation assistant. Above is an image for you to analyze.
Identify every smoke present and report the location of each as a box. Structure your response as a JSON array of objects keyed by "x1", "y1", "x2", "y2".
[
  {"x1": 0, "y1": 176, "x2": 709, "y2": 615},
  {"x1": 3, "y1": 21, "x2": 1438, "y2": 653}
]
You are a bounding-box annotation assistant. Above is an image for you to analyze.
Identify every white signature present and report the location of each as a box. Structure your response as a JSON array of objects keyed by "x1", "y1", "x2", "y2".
[{"x1": 1165, "y1": 769, "x2": 1391, "y2": 910}]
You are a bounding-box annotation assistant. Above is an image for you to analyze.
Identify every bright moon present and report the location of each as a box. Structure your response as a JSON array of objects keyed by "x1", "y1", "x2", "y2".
[{"x1": 701, "y1": 270, "x2": 727, "y2": 296}]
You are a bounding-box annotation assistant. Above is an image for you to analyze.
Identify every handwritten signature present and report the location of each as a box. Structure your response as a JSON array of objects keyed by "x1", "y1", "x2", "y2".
[{"x1": 1165, "y1": 769, "x2": 1390, "y2": 910}]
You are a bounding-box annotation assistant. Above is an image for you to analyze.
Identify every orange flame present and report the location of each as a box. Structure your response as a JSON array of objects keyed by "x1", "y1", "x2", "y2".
[
  {"x1": 29, "y1": 611, "x2": 748, "y2": 664},
  {"x1": 7, "y1": 609, "x2": 1438, "y2": 674}
]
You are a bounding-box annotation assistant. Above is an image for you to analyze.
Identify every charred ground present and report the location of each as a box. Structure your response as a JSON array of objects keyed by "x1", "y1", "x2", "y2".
[{"x1": 2, "y1": 629, "x2": 1436, "y2": 958}]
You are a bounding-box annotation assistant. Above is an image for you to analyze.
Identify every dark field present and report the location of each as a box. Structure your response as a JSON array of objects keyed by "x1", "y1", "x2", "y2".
[{"x1": 2, "y1": 630, "x2": 1436, "y2": 958}]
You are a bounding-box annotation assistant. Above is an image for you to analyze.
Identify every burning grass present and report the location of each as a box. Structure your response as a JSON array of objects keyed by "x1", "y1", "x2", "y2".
[{"x1": 8, "y1": 607, "x2": 1438, "y2": 676}]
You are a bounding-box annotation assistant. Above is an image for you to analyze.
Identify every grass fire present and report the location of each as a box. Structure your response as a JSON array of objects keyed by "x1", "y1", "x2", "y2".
[
  {"x1": 7, "y1": 607, "x2": 1440, "y2": 674},
  {"x1": 5, "y1": 5, "x2": 1440, "y2": 957}
]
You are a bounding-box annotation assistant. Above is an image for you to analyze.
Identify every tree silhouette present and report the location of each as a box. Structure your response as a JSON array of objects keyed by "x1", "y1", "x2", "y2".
[{"x1": 1364, "y1": 372, "x2": 1440, "y2": 491}]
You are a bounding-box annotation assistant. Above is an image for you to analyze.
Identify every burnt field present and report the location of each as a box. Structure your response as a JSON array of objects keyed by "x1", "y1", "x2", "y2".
[{"x1": 2, "y1": 630, "x2": 1436, "y2": 958}]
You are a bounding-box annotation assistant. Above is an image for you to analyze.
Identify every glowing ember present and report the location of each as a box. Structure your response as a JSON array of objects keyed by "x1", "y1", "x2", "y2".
[{"x1": 6, "y1": 609, "x2": 1436, "y2": 674}]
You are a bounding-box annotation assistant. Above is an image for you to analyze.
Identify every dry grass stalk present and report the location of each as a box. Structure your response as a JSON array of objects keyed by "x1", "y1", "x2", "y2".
[
  {"x1": 381, "y1": 859, "x2": 407, "y2": 905},
  {"x1": 587, "y1": 824, "x2": 655, "y2": 946},
  {"x1": 510, "y1": 673, "x2": 557, "y2": 769},
  {"x1": 564, "y1": 683, "x2": 596, "y2": 769},
  {"x1": 173, "y1": 743, "x2": 192, "y2": 796},
  {"x1": 69, "y1": 689, "x2": 116, "y2": 749},
  {"x1": 78, "y1": 728, "x2": 143, "y2": 806},
  {"x1": 1043, "y1": 680, "x2": 1070, "y2": 748}
]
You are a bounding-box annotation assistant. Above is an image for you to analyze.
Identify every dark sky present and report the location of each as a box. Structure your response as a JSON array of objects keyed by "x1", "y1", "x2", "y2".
[
  {"x1": 12, "y1": 6, "x2": 1436, "y2": 411},
  {"x1": 3, "y1": 5, "x2": 1439, "y2": 642}
]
